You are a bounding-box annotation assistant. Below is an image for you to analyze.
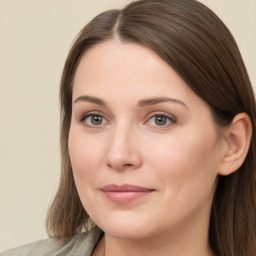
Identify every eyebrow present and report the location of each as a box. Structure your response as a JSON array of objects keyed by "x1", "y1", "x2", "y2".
[
  {"x1": 73, "y1": 95, "x2": 188, "y2": 109},
  {"x1": 73, "y1": 95, "x2": 106, "y2": 106},
  {"x1": 138, "y1": 97, "x2": 188, "y2": 109}
]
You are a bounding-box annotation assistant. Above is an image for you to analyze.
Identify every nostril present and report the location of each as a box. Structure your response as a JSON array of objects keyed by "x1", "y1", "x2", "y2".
[
  {"x1": 123, "y1": 163, "x2": 132, "y2": 168},
  {"x1": 106, "y1": 161, "x2": 135, "y2": 171},
  {"x1": 105, "y1": 149, "x2": 142, "y2": 171}
]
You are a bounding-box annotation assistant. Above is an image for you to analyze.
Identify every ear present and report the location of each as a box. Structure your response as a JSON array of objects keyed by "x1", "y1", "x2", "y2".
[{"x1": 218, "y1": 113, "x2": 252, "y2": 176}]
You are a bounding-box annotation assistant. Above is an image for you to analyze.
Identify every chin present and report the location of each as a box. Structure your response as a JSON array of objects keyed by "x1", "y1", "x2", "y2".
[
  {"x1": 94, "y1": 212, "x2": 163, "y2": 240},
  {"x1": 103, "y1": 225, "x2": 154, "y2": 240}
]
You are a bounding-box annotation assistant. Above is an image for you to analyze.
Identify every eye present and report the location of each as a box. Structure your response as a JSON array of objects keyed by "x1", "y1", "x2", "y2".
[
  {"x1": 146, "y1": 114, "x2": 175, "y2": 127},
  {"x1": 81, "y1": 114, "x2": 108, "y2": 127}
]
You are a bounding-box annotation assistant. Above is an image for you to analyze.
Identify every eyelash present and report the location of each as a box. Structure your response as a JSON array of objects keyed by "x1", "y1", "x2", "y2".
[
  {"x1": 145, "y1": 112, "x2": 176, "y2": 128},
  {"x1": 80, "y1": 111, "x2": 109, "y2": 128},
  {"x1": 79, "y1": 111, "x2": 176, "y2": 128}
]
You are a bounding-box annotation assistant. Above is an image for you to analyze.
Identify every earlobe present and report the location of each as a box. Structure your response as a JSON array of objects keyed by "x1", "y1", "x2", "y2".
[{"x1": 218, "y1": 113, "x2": 252, "y2": 176}]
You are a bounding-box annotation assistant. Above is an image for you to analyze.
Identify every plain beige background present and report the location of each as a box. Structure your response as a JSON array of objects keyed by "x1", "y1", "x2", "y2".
[{"x1": 0, "y1": 0, "x2": 255, "y2": 252}]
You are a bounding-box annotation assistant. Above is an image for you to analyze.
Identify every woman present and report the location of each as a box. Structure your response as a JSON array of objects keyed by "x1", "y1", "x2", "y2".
[{"x1": 2, "y1": 0, "x2": 255, "y2": 255}]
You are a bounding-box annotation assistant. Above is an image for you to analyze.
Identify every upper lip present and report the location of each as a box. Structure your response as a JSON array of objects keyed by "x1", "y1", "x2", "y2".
[{"x1": 100, "y1": 184, "x2": 155, "y2": 192}]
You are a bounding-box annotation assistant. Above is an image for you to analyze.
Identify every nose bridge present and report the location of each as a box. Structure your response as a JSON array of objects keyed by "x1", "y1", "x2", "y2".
[{"x1": 105, "y1": 119, "x2": 141, "y2": 171}]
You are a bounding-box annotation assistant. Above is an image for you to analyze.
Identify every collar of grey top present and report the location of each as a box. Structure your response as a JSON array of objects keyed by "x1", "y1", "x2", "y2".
[{"x1": 0, "y1": 227, "x2": 104, "y2": 256}]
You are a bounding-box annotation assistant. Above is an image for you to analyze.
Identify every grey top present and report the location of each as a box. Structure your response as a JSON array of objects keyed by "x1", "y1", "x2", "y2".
[{"x1": 0, "y1": 228, "x2": 103, "y2": 256}]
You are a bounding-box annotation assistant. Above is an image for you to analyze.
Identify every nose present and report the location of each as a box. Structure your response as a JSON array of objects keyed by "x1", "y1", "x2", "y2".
[{"x1": 105, "y1": 124, "x2": 142, "y2": 172}]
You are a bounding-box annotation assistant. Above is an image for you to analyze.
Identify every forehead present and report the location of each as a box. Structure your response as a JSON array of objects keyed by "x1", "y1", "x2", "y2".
[
  {"x1": 73, "y1": 40, "x2": 174, "y2": 87},
  {"x1": 72, "y1": 40, "x2": 208, "y2": 112},
  {"x1": 71, "y1": 40, "x2": 222, "y2": 135},
  {"x1": 75, "y1": 41, "x2": 183, "y2": 92}
]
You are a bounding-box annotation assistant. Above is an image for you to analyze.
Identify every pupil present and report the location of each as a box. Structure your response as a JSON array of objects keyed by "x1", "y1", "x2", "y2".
[
  {"x1": 155, "y1": 116, "x2": 166, "y2": 126},
  {"x1": 91, "y1": 115, "x2": 102, "y2": 125}
]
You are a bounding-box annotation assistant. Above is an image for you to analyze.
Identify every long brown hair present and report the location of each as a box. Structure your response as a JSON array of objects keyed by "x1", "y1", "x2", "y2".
[{"x1": 46, "y1": 0, "x2": 256, "y2": 255}]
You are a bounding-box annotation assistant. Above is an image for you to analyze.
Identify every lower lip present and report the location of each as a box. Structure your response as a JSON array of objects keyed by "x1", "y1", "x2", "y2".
[{"x1": 102, "y1": 191, "x2": 154, "y2": 204}]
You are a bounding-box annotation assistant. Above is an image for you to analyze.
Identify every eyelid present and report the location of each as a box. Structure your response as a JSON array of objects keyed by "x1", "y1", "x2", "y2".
[
  {"x1": 80, "y1": 111, "x2": 110, "y2": 127},
  {"x1": 80, "y1": 111, "x2": 102, "y2": 121},
  {"x1": 144, "y1": 111, "x2": 176, "y2": 127},
  {"x1": 78, "y1": 110, "x2": 176, "y2": 129}
]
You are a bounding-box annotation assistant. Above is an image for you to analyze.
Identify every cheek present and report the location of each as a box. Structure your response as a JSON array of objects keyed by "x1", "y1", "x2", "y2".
[
  {"x1": 147, "y1": 130, "x2": 220, "y2": 196},
  {"x1": 146, "y1": 134, "x2": 219, "y2": 226},
  {"x1": 68, "y1": 129, "x2": 107, "y2": 213},
  {"x1": 68, "y1": 129, "x2": 104, "y2": 182}
]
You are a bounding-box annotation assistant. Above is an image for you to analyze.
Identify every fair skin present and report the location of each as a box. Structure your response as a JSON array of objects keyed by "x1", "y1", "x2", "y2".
[{"x1": 68, "y1": 40, "x2": 251, "y2": 256}]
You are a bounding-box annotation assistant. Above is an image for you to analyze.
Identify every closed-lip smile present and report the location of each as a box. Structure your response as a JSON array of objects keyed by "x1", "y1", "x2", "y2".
[{"x1": 100, "y1": 184, "x2": 155, "y2": 204}]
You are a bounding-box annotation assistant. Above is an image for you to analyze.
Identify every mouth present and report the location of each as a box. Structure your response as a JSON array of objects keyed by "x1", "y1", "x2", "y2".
[{"x1": 100, "y1": 184, "x2": 155, "y2": 204}]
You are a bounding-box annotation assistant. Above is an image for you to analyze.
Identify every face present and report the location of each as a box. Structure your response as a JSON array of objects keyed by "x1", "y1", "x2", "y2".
[{"x1": 69, "y1": 40, "x2": 225, "y2": 240}]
